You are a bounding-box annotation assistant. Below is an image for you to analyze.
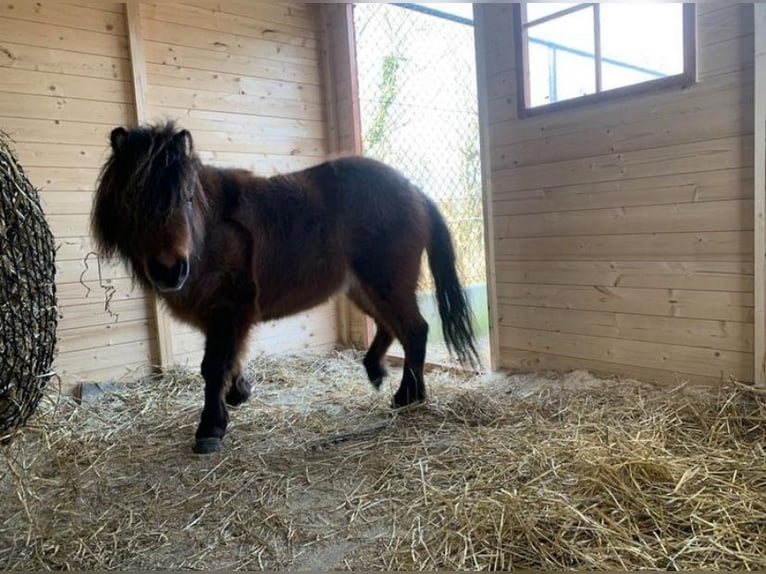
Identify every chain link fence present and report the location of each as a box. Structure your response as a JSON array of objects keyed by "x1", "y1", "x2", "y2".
[{"x1": 354, "y1": 3, "x2": 485, "y2": 290}]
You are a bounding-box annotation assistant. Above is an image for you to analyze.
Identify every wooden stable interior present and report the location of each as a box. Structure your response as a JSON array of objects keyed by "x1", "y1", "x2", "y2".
[{"x1": 0, "y1": 3, "x2": 764, "y2": 391}]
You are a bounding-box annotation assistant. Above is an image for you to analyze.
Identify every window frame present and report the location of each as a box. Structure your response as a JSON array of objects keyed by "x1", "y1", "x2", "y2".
[{"x1": 513, "y1": 3, "x2": 697, "y2": 117}]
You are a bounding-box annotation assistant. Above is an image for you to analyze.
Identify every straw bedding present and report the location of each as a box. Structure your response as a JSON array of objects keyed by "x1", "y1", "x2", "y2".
[{"x1": 1, "y1": 350, "x2": 764, "y2": 570}]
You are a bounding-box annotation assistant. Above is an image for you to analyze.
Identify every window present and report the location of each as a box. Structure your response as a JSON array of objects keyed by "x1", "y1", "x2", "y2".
[{"x1": 513, "y1": 3, "x2": 696, "y2": 115}]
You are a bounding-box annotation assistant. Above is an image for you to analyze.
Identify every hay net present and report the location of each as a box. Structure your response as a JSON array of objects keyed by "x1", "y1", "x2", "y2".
[{"x1": 0, "y1": 133, "x2": 57, "y2": 439}]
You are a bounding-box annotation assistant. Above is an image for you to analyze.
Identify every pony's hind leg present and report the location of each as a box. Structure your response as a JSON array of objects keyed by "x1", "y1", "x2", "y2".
[
  {"x1": 354, "y1": 280, "x2": 429, "y2": 407},
  {"x1": 348, "y1": 286, "x2": 394, "y2": 389},
  {"x1": 389, "y1": 300, "x2": 429, "y2": 408},
  {"x1": 363, "y1": 326, "x2": 393, "y2": 388}
]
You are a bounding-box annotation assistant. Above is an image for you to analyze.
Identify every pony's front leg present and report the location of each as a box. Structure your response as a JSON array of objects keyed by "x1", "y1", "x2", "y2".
[{"x1": 194, "y1": 324, "x2": 248, "y2": 454}]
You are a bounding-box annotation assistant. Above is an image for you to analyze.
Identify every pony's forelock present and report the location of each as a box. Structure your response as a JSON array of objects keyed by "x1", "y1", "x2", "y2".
[{"x1": 91, "y1": 121, "x2": 200, "y2": 263}]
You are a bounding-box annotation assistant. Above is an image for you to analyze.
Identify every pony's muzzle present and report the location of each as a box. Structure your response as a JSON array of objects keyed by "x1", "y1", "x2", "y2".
[{"x1": 148, "y1": 257, "x2": 189, "y2": 293}]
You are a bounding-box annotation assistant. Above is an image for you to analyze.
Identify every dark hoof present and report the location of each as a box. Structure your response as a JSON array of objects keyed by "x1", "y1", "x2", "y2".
[
  {"x1": 225, "y1": 375, "x2": 252, "y2": 407},
  {"x1": 391, "y1": 392, "x2": 426, "y2": 409},
  {"x1": 369, "y1": 375, "x2": 384, "y2": 389},
  {"x1": 193, "y1": 437, "x2": 222, "y2": 454},
  {"x1": 364, "y1": 359, "x2": 387, "y2": 389}
]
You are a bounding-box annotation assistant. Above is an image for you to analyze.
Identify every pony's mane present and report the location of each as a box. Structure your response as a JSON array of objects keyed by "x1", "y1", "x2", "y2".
[{"x1": 92, "y1": 121, "x2": 201, "y2": 259}]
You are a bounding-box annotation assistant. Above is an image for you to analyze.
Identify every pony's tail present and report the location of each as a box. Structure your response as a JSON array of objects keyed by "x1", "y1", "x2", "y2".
[{"x1": 425, "y1": 197, "x2": 481, "y2": 370}]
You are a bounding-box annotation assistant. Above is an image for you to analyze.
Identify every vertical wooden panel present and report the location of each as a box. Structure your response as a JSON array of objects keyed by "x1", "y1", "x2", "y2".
[
  {"x1": 319, "y1": 3, "x2": 368, "y2": 349},
  {"x1": 125, "y1": 3, "x2": 173, "y2": 368},
  {"x1": 754, "y1": 4, "x2": 766, "y2": 386},
  {"x1": 473, "y1": 5, "x2": 500, "y2": 371},
  {"x1": 319, "y1": 5, "x2": 347, "y2": 346}
]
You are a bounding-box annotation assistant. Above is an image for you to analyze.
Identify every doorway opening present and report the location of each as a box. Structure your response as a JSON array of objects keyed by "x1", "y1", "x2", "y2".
[{"x1": 353, "y1": 3, "x2": 490, "y2": 367}]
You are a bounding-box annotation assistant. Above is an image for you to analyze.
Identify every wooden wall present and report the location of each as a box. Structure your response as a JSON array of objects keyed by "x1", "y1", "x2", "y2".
[
  {"x1": 0, "y1": 2, "x2": 337, "y2": 386},
  {"x1": 0, "y1": 2, "x2": 154, "y2": 385},
  {"x1": 474, "y1": 4, "x2": 755, "y2": 386}
]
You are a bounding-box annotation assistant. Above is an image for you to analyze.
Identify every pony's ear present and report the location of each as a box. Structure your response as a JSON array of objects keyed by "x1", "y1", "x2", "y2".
[
  {"x1": 110, "y1": 127, "x2": 128, "y2": 152},
  {"x1": 174, "y1": 129, "x2": 193, "y2": 156}
]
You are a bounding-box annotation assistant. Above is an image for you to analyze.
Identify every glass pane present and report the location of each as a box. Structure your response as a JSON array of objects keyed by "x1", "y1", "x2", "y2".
[
  {"x1": 526, "y1": 3, "x2": 581, "y2": 23},
  {"x1": 526, "y1": 6, "x2": 596, "y2": 107},
  {"x1": 601, "y1": 4, "x2": 685, "y2": 91}
]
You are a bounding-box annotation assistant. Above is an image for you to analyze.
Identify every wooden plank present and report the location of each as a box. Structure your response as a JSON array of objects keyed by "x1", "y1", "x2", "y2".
[
  {"x1": 754, "y1": 4, "x2": 766, "y2": 386},
  {"x1": 0, "y1": 18, "x2": 127, "y2": 57},
  {"x1": 145, "y1": 64, "x2": 324, "y2": 104},
  {"x1": 55, "y1": 259, "x2": 132, "y2": 291},
  {"x1": 495, "y1": 231, "x2": 753, "y2": 261},
  {"x1": 55, "y1": 236, "x2": 101, "y2": 262},
  {"x1": 40, "y1": 190, "x2": 93, "y2": 215},
  {"x1": 319, "y1": 5, "x2": 347, "y2": 345},
  {"x1": 173, "y1": 349, "x2": 205, "y2": 369},
  {"x1": 500, "y1": 305, "x2": 753, "y2": 353},
  {"x1": 698, "y1": 4, "x2": 754, "y2": 48},
  {"x1": 146, "y1": 106, "x2": 325, "y2": 139},
  {"x1": 172, "y1": 331, "x2": 205, "y2": 359},
  {"x1": 334, "y1": 4, "x2": 369, "y2": 346},
  {"x1": 146, "y1": 84, "x2": 324, "y2": 121},
  {"x1": 55, "y1": 338, "x2": 155, "y2": 377},
  {"x1": 126, "y1": 3, "x2": 171, "y2": 368},
  {"x1": 172, "y1": 128, "x2": 325, "y2": 157},
  {"x1": 495, "y1": 260, "x2": 754, "y2": 293},
  {"x1": 27, "y1": 167, "x2": 101, "y2": 192},
  {"x1": 0, "y1": 92, "x2": 134, "y2": 124},
  {"x1": 10, "y1": 142, "x2": 110, "y2": 169},
  {"x1": 58, "y1": 298, "x2": 151, "y2": 331},
  {"x1": 344, "y1": 3, "x2": 370, "y2": 347},
  {"x1": 0, "y1": 67, "x2": 132, "y2": 103},
  {"x1": 194, "y1": 150, "x2": 316, "y2": 175},
  {"x1": 0, "y1": 42, "x2": 130, "y2": 81},
  {"x1": 491, "y1": 88, "x2": 753, "y2": 169},
  {"x1": 492, "y1": 135, "x2": 754, "y2": 194},
  {"x1": 501, "y1": 326, "x2": 753, "y2": 381},
  {"x1": 474, "y1": 3, "x2": 500, "y2": 370},
  {"x1": 140, "y1": 3, "x2": 318, "y2": 44},
  {"x1": 698, "y1": 24, "x2": 754, "y2": 81},
  {"x1": 497, "y1": 283, "x2": 754, "y2": 323},
  {"x1": 0, "y1": 118, "x2": 113, "y2": 147},
  {"x1": 143, "y1": 41, "x2": 322, "y2": 85},
  {"x1": 182, "y1": 1, "x2": 316, "y2": 32},
  {"x1": 55, "y1": 359, "x2": 153, "y2": 386},
  {"x1": 486, "y1": 94, "x2": 518, "y2": 124},
  {"x1": 0, "y1": 2, "x2": 126, "y2": 35},
  {"x1": 478, "y1": 4, "x2": 514, "y2": 81},
  {"x1": 57, "y1": 320, "x2": 154, "y2": 354},
  {"x1": 56, "y1": 277, "x2": 140, "y2": 304},
  {"x1": 498, "y1": 199, "x2": 753, "y2": 239},
  {"x1": 173, "y1": 304, "x2": 338, "y2": 362},
  {"x1": 486, "y1": 69, "x2": 516, "y2": 101},
  {"x1": 493, "y1": 168, "x2": 753, "y2": 214},
  {"x1": 488, "y1": 70, "x2": 751, "y2": 148},
  {"x1": 126, "y1": 4, "x2": 148, "y2": 120},
  {"x1": 344, "y1": 4, "x2": 362, "y2": 157},
  {"x1": 140, "y1": 15, "x2": 317, "y2": 64},
  {"x1": 499, "y1": 349, "x2": 727, "y2": 388},
  {"x1": 69, "y1": 2, "x2": 124, "y2": 15},
  {"x1": 319, "y1": 5, "x2": 339, "y2": 158}
]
